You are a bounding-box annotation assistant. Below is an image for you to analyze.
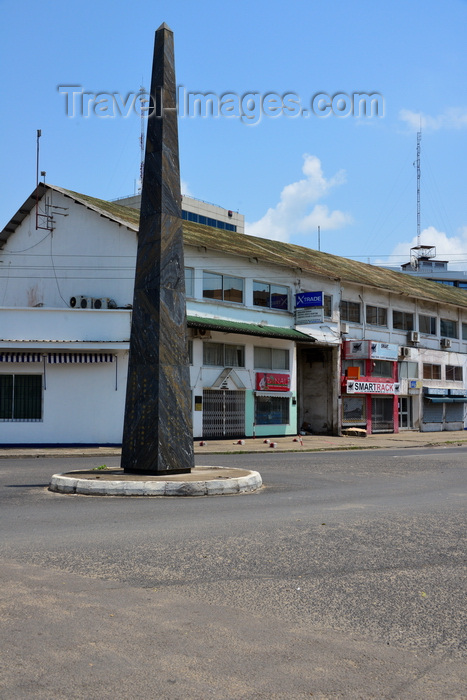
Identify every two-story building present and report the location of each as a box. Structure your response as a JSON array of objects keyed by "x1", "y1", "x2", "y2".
[{"x1": 1, "y1": 183, "x2": 467, "y2": 444}]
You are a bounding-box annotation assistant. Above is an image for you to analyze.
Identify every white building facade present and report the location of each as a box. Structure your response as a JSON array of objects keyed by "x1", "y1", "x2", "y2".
[{"x1": 1, "y1": 184, "x2": 467, "y2": 445}]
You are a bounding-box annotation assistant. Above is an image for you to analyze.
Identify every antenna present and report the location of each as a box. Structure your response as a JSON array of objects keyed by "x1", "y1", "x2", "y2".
[
  {"x1": 416, "y1": 124, "x2": 421, "y2": 247},
  {"x1": 317, "y1": 225, "x2": 320, "y2": 251}
]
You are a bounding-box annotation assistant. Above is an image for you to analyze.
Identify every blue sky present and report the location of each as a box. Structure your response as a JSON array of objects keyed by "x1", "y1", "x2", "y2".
[{"x1": 1, "y1": 0, "x2": 467, "y2": 267}]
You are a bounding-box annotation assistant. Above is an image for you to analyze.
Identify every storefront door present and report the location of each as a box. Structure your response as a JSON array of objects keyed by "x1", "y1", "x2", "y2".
[
  {"x1": 371, "y1": 396, "x2": 394, "y2": 432},
  {"x1": 202, "y1": 389, "x2": 245, "y2": 437},
  {"x1": 398, "y1": 396, "x2": 412, "y2": 429}
]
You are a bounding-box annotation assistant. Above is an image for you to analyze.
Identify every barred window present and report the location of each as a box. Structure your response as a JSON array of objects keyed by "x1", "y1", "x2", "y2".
[
  {"x1": 0, "y1": 374, "x2": 42, "y2": 421},
  {"x1": 340, "y1": 300, "x2": 361, "y2": 323},
  {"x1": 366, "y1": 305, "x2": 387, "y2": 326},
  {"x1": 324, "y1": 295, "x2": 332, "y2": 318}
]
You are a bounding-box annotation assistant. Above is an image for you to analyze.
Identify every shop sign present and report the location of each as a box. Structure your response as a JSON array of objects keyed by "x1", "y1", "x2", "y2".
[
  {"x1": 294, "y1": 306, "x2": 324, "y2": 325},
  {"x1": 344, "y1": 340, "x2": 370, "y2": 359},
  {"x1": 424, "y1": 387, "x2": 448, "y2": 396},
  {"x1": 295, "y1": 291, "x2": 323, "y2": 308},
  {"x1": 449, "y1": 388, "x2": 467, "y2": 396},
  {"x1": 346, "y1": 380, "x2": 399, "y2": 395},
  {"x1": 256, "y1": 372, "x2": 290, "y2": 392},
  {"x1": 409, "y1": 380, "x2": 422, "y2": 389},
  {"x1": 370, "y1": 342, "x2": 399, "y2": 360}
]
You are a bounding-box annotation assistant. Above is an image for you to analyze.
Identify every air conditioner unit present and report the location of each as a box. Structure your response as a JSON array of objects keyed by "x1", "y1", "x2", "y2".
[
  {"x1": 341, "y1": 322, "x2": 349, "y2": 335},
  {"x1": 93, "y1": 298, "x2": 117, "y2": 309},
  {"x1": 399, "y1": 346, "x2": 411, "y2": 357},
  {"x1": 440, "y1": 337, "x2": 452, "y2": 348},
  {"x1": 407, "y1": 331, "x2": 419, "y2": 344},
  {"x1": 70, "y1": 295, "x2": 93, "y2": 309},
  {"x1": 191, "y1": 328, "x2": 212, "y2": 340}
]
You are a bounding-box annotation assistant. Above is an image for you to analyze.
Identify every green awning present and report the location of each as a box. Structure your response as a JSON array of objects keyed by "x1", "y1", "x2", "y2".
[{"x1": 187, "y1": 315, "x2": 315, "y2": 342}]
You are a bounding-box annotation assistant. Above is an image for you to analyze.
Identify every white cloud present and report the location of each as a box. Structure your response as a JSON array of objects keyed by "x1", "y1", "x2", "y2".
[
  {"x1": 245, "y1": 154, "x2": 353, "y2": 243},
  {"x1": 180, "y1": 179, "x2": 192, "y2": 196},
  {"x1": 386, "y1": 226, "x2": 467, "y2": 270},
  {"x1": 399, "y1": 108, "x2": 467, "y2": 132}
]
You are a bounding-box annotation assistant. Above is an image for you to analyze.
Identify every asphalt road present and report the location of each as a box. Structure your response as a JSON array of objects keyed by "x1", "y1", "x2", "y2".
[{"x1": 0, "y1": 448, "x2": 466, "y2": 699}]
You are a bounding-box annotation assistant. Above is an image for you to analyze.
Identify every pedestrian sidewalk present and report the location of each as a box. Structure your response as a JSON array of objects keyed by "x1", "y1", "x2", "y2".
[{"x1": 1, "y1": 430, "x2": 467, "y2": 459}]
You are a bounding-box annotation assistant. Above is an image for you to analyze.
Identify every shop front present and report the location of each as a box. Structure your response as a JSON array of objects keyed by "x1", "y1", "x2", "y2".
[
  {"x1": 421, "y1": 387, "x2": 467, "y2": 432},
  {"x1": 341, "y1": 340, "x2": 400, "y2": 434}
]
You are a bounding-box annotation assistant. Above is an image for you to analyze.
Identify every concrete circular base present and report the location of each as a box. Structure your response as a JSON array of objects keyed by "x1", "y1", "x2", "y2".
[{"x1": 49, "y1": 466, "x2": 262, "y2": 497}]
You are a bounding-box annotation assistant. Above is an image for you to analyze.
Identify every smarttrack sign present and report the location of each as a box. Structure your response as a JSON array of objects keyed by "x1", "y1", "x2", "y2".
[{"x1": 346, "y1": 380, "x2": 400, "y2": 395}]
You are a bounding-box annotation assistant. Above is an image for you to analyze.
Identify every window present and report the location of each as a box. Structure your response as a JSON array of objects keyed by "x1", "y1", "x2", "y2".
[
  {"x1": 203, "y1": 272, "x2": 243, "y2": 304},
  {"x1": 342, "y1": 396, "x2": 366, "y2": 424},
  {"x1": 371, "y1": 360, "x2": 393, "y2": 378},
  {"x1": 203, "y1": 342, "x2": 245, "y2": 367},
  {"x1": 255, "y1": 395, "x2": 289, "y2": 425},
  {"x1": 342, "y1": 359, "x2": 365, "y2": 377},
  {"x1": 253, "y1": 281, "x2": 289, "y2": 310},
  {"x1": 366, "y1": 305, "x2": 387, "y2": 326},
  {"x1": 398, "y1": 362, "x2": 418, "y2": 378},
  {"x1": 423, "y1": 363, "x2": 441, "y2": 380},
  {"x1": 0, "y1": 374, "x2": 42, "y2": 421},
  {"x1": 463, "y1": 323, "x2": 467, "y2": 341},
  {"x1": 254, "y1": 347, "x2": 289, "y2": 370},
  {"x1": 185, "y1": 267, "x2": 194, "y2": 297},
  {"x1": 187, "y1": 340, "x2": 193, "y2": 365},
  {"x1": 324, "y1": 295, "x2": 332, "y2": 318},
  {"x1": 419, "y1": 314, "x2": 437, "y2": 335},
  {"x1": 446, "y1": 365, "x2": 463, "y2": 381},
  {"x1": 393, "y1": 310, "x2": 414, "y2": 331},
  {"x1": 340, "y1": 300, "x2": 361, "y2": 323},
  {"x1": 440, "y1": 318, "x2": 458, "y2": 338}
]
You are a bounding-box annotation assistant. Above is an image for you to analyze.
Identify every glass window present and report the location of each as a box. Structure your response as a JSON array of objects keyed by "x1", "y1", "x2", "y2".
[
  {"x1": 253, "y1": 281, "x2": 288, "y2": 310},
  {"x1": 255, "y1": 395, "x2": 290, "y2": 425},
  {"x1": 419, "y1": 314, "x2": 437, "y2": 335},
  {"x1": 398, "y1": 362, "x2": 418, "y2": 378},
  {"x1": 393, "y1": 310, "x2": 414, "y2": 331},
  {"x1": 366, "y1": 305, "x2": 387, "y2": 326},
  {"x1": 423, "y1": 363, "x2": 441, "y2": 380},
  {"x1": 462, "y1": 323, "x2": 467, "y2": 341},
  {"x1": 372, "y1": 360, "x2": 393, "y2": 378},
  {"x1": 254, "y1": 347, "x2": 289, "y2": 370},
  {"x1": 324, "y1": 295, "x2": 332, "y2": 318},
  {"x1": 203, "y1": 272, "x2": 243, "y2": 304},
  {"x1": 446, "y1": 365, "x2": 463, "y2": 381},
  {"x1": 342, "y1": 359, "x2": 365, "y2": 377},
  {"x1": 203, "y1": 342, "x2": 244, "y2": 367},
  {"x1": 342, "y1": 396, "x2": 366, "y2": 423},
  {"x1": 187, "y1": 340, "x2": 193, "y2": 365},
  {"x1": 184, "y1": 267, "x2": 194, "y2": 297},
  {"x1": 440, "y1": 318, "x2": 458, "y2": 338},
  {"x1": 0, "y1": 374, "x2": 42, "y2": 420},
  {"x1": 340, "y1": 300, "x2": 361, "y2": 323}
]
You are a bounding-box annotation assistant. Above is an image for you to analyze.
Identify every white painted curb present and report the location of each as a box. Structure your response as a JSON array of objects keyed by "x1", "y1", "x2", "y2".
[{"x1": 49, "y1": 468, "x2": 262, "y2": 497}]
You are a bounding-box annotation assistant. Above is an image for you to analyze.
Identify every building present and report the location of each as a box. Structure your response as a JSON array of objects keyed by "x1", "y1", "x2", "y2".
[{"x1": 1, "y1": 183, "x2": 467, "y2": 445}]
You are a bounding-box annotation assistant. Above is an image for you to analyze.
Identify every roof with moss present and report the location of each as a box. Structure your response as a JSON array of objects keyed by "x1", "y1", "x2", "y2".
[{"x1": 3, "y1": 183, "x2": 467, "y2": 310}]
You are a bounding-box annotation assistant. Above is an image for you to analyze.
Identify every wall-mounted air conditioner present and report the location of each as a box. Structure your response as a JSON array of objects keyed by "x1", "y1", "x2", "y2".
[
  {"x1": 341, "y1": 322, "x2": 349, "y2": 335},
  {"x1": 93, "y1": 298, "x2": 117, "y2": 309},
  {"x1": 191, "y1": 328, "x2": 212, "y2": 339},
  {"x1": 440, "y1": 337, "x2": 452, "y2": 348},
  {"x1": 70, "y1": 295, "x2": 93, "y2": 309},
  {"x1": 407, "y1": 331, "x2": 419, "y2": 344},
  {"x1": 399, "y1": 346, "x2": 411, "y2": 357}
]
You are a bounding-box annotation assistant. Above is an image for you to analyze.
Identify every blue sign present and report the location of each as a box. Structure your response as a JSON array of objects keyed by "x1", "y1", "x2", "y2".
[{"x1": 295, "y1": 291, "x2": 323, "y2": 308}]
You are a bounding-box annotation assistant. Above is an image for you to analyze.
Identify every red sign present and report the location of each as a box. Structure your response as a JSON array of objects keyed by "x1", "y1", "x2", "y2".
[{"x1": 256, "y1": 373, "x2": 290, "y2": 392}]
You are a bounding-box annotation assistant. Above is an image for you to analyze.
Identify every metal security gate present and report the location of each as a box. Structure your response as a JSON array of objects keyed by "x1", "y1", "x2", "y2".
[
  {"x1": 202, "y1": 390, "x2": 245, "y2": 438},
  {"x1": 371, "y1": 396, "x2": 394, "y2": 432}
]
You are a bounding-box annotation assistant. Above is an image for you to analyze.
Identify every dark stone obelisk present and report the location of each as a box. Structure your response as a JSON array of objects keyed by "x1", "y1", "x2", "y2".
[{"x1": 121, "y1": 23, "x2": 194, "y2": 474}]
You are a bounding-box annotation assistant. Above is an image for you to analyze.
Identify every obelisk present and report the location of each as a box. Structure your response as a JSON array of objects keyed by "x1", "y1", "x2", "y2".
[{"x1": 121, "y1": 24, "x2": 194, "y2": 474}]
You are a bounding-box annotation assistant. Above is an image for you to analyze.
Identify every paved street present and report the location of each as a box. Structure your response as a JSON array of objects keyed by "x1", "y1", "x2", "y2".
[{"x1": 0, "y1": 447, "x2": 466, "y2": 699}]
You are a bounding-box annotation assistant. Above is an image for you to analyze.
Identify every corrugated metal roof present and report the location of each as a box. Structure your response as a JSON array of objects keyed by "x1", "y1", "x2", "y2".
[
  {"x1": 187, "y1": 315, "x2": 315, "y2": 342},
  {"x1": 3, "y1": 184, "x2": 467, "y2": 310}
]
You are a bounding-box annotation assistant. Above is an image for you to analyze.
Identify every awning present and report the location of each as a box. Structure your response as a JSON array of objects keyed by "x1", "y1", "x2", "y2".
[
  {"x1": 255, "y1": 391, "x2": 293, "y2": 397},
  {"x1": 425, "y1": 396, "x2": 467, "y2": 403},
  {"x1": 0, "y1": 352, "x2": 43, "y2": 363},
  {"x1": 47, "y1": 353, "x2": 114, "y2": 363},
  {"x1": 187, "y1": 316, "x2": 315, "y2": 342}
]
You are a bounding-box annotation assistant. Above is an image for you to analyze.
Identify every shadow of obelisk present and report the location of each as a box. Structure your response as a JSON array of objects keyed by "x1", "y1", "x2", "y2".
[{"x1": 121, "y1": 23, "x2": 194, "y2": 474}]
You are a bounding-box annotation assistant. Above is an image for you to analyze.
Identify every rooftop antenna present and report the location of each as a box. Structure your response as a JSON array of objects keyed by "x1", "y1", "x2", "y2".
[
  {"x1": 410, "y1": 120, "x2": 436, "y2": 269},
  {"x1": 317, "y1": 225, "x2": 321, "y2": 252}
]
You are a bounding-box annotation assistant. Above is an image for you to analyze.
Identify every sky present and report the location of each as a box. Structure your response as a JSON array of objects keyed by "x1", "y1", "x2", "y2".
[{"x1": 1, "y1": 0, "x2": 467, "y2": 268}]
